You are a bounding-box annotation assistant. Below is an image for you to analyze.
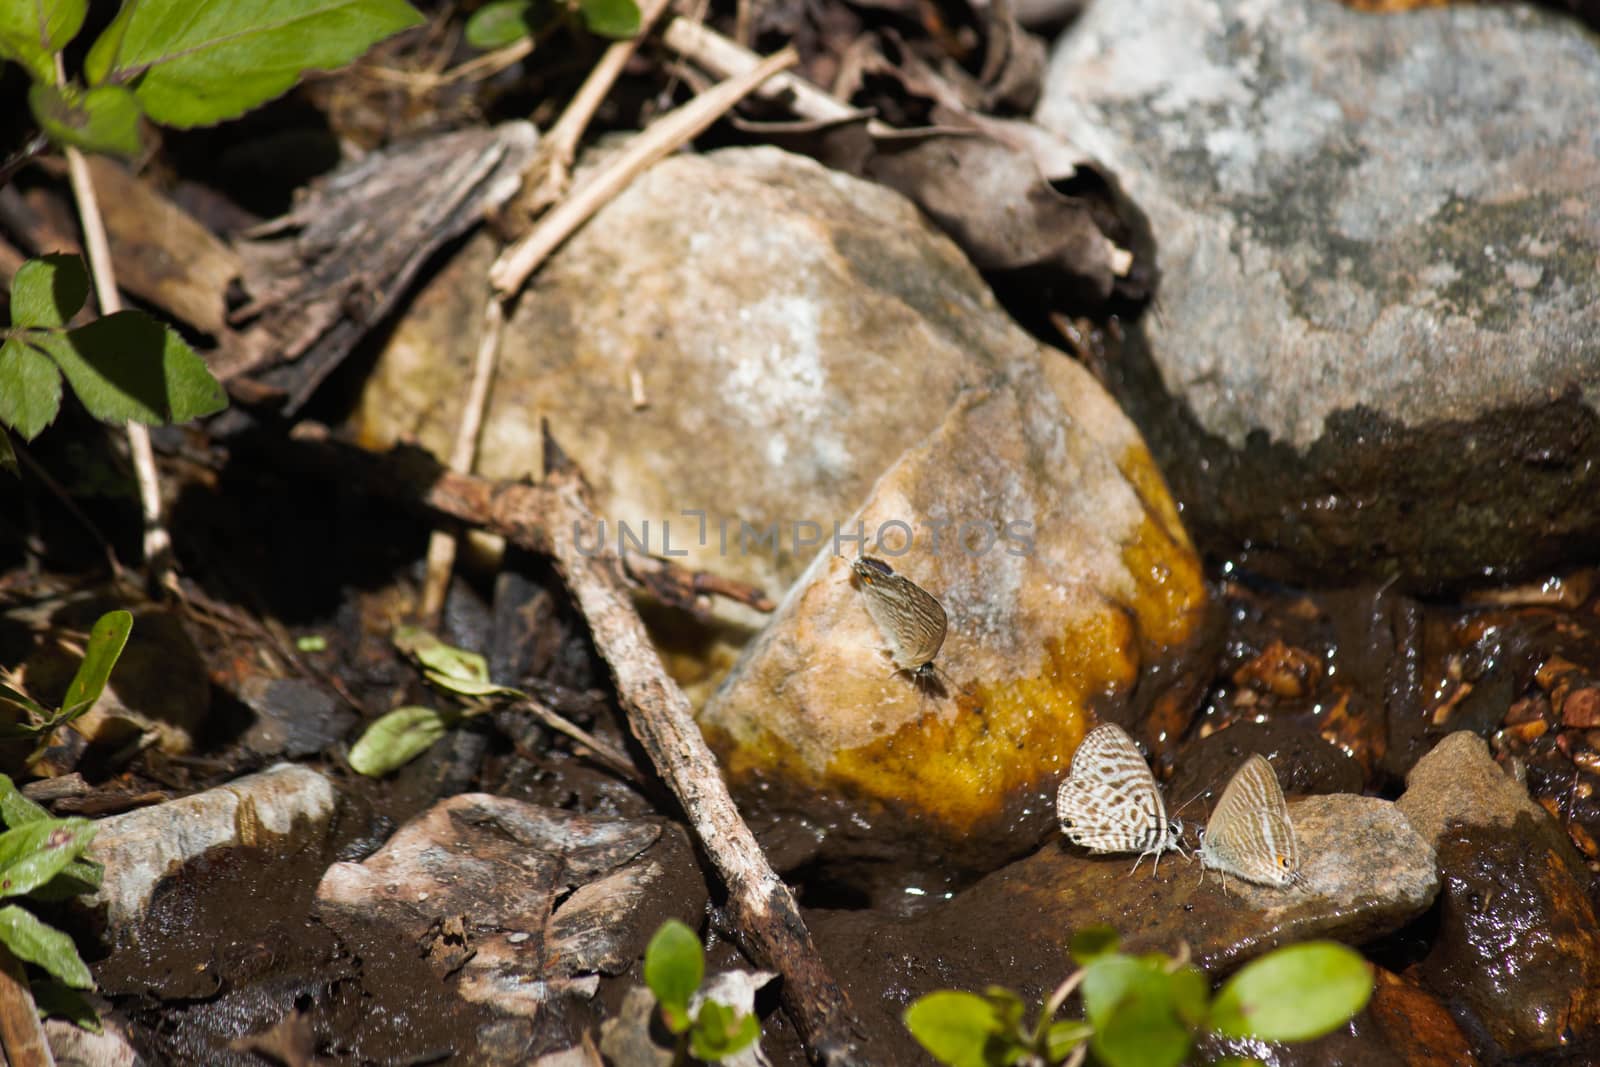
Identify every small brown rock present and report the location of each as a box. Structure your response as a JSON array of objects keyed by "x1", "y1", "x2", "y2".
[{"x1": 1399, "y1": 731, "x2": 1600, "y2": 1055}]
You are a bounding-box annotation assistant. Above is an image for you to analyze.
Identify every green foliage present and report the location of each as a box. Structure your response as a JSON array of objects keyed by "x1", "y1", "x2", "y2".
[
  {"x1": 1209, "y1": 942, "x2": 1372, "y2": 1042},
  {"x1": 1, "y1": 255, "x2": 227, "y2": 444},
  {"x1": 2, "y1": 0, "x2": 422, "y2": 152},
  {"x1": 644, "y1": 919, "x2": 703, "y2": 1033},
  {"x1": 0, "y1": 775, "x2": 104, "y2": 1023},
  {"x1": 905, "y1": 934, "x2": 1374, "y2": 1067},
  {"x1": 346, "y1": 705, "x2": 455, "y2": 776},
  {"x1": 577, "y1": 0, "x2": 641, "y2": 39},
  {"x1": 350, "y1": 628, "x2": 531, "y2": 777},
  {"x1": 0, "y1": 609, "x2": 132, "y2": 739},
  {"x1": 465, "y1": 0, "x2": 640, "y2": 49},
  {"x1": 642, "y1": 919, "x2": 762, "y2": 1063}
]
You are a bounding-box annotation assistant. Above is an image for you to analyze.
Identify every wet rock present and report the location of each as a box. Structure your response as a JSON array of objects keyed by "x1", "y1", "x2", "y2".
[
  {"x1": 237, "y1": 675, "x2": 356, "y2": 759},
  {"x1": 1037, "y1": 0, "x2": 1600, "y2": 590},
  {"x1": 1364, "y1": 967, "x2": 1480, "y2": 1067},
  {"x1": 314, "y1": 795, "x2": 704, "y2": 1047},
  {"x1": 812, "y1": 792, "x2": 1436, "y2": 1062},
  {"x1": 1169, "y1": 721, "x2": 1364, "y2": 807},
  {"x1": 47, "y1": 1014, "x2": 143, "y2": 1067},
  {"x1": 702, "y1": 353, "x2": 1208, "y2": 886},
  {"x1": 1398, "y1": 730, "x2": 1600, "y2": 1055},
  {"x1": 82, "y1": 763, "x2": 338, "y2": 941}
]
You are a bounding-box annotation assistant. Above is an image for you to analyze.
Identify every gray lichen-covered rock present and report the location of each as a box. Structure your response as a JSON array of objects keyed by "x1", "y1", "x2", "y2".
[{"x1": 1037, "y1": 0, "x2": 1600, "y2": 589}]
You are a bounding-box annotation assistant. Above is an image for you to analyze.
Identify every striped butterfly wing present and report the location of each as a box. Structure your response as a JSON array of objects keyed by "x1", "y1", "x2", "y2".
[
  {"x1": 857, "y1": 568, "x2": 948, "y2": 672},
  {"x1": 1056, "y1": 724, "x2": 1170, "y2": 853},
  {"x1": 1201, "y1": 754, "x2": 1300, "y2": 886}
]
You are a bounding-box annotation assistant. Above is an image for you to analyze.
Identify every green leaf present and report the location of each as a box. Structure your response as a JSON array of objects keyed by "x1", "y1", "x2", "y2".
[
  {"x1": 28, "y1": 82, "x2": 143, "y2": 157},
  {"x1": 465, "y1": 1, "x2": 533, "y2": 48},
  {"x1": 981, "y1": 985, "x2": 1025, "y2": 1033},
  {"x1": 85, "y1": 0, "x2": 425, "y2": 128},
  {"x1": 688, "y1": 1000, "x2": 761, "y2": 1061},
  {"x1": 903, "y1": 991, "x2": 1006, "y2": 1067},
  {"x1": 1210, "y1": 942, "x2": 1373, "y2": 1043},
  {"x1": 0, "y1": 905, "x2": 93, "y2": 988},
  {"x1": 1043, "y1": 1019, "x2": 1092, "y2": 1061},
  {"x1": 1069, "y1": 925, "x2": 1119, "y2": 965},
  {"x1": 45, "y1": 310, "x2": 227, "y2": 427},
  {"x1": 1168, "y1": 965, "x2": 1210, "y2": 1029},
  {"x1": 30, "y1": 978, "x2": 101, "y2": 1031},
  {"x1": 0, "y1": 683, "x2": 51, "y2": 726},
  {"x1": 643, "y1": 920, "x2": 703, "y2": 1033},
  {"x1": 0, "y1": 339, "x2": 64, "y2": 441},
  {"x1": 395, "y1": 627, "x2": 520, "y2": 699},
  {"x1": 57, "y1": 610, "x2": 132, "y2": 722},
  {"x1": 0, "y1": 818, "x2": 95, "y2": 898},
  {"x1": 9, "y1": 254, "x2": 89, "y2": 329},
  {"x1": 347, "y1": 706, "x2": 452, "y2": 776},
  {"x1": 0, "y1": 431, "x2": 14, "y2": 477},
  {"x1": 0, "y1": 774, "x2": 48, "y2": 828},
  {"x1": 0, "y1": 0, "x2": 86, "y2": 82},
  {"x1": 1094, "y1": 981, "x2": 1189, "y2": 1067},
  {"x1": 577, "y1": 0, "x2": 640, "y2": 38},
  {"x1": 1081, "y1": 956, "x2": 1190, "y2": 1067}
]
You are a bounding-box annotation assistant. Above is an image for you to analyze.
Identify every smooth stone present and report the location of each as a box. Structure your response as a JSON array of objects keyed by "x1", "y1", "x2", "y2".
[
  {"x1": 1168, "y1": 721, "x2": 1365, "y2": 806},
  {"x1": 701, "y1": 349, "x2": 1209, "y2": 885},
  {"x1": 811, "y1": 792, "x2": 1437, "y2": 1063},
  {"x1": 351, "y1": 147, "x2": 1205, "y2": 706},
  {"x1": 81, "y1": 763, "x2": 337, "y2": 942},
  {"x1": 314, "y1": 796, "x2": 704, "y2": 1027},
  {"x1": 1037, "y1": 0, "x2": 1600, "y2": 589},
  {"x1": 1398, "y1": 730, "x2": 1600, "y2": 1055}
]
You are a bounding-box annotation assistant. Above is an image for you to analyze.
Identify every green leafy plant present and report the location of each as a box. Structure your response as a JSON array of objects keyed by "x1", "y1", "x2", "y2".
[
  {"x1": 0, "y1": 609, "x2": 132, "y2": 744},
  {"x1": 1, "y1": 0, "x2": 424, "y2": 154},
  {"x1": 347, "y1": 626, "x2": 514, "y2": 776},
  {"x1": 643, "y1": 919, "x2": 762, "y2": 1064},
  {"x1": 0, "y1": 255, "x2": 227, "y2": 457},
  {"x1": 465, "y1": 0, "x2": 642, "y2": 50},
  {"x1": 904, "y1": 929, "x2": 1373, "y2": 1067},
  {"x1": 0, "y1": 772, "x2": 103, "y2": 1030},
  {"x1": 0, "y1": 0, "x2": 425, "y2": 471}
]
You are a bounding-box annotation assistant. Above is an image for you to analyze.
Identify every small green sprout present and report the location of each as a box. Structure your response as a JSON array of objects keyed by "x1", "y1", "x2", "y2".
[
  {"x1": 905, "y1": 927, "x2": 1373, "y2": 1067},
  {"x1": 642, "y1": 919, "x2": 764, "y2": 1064}
]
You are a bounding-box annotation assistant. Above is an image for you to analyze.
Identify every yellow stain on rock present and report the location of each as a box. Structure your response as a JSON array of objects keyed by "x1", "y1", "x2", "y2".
[{"x1": 711, "y1": 439, "x2": 1210, "y2": 845}]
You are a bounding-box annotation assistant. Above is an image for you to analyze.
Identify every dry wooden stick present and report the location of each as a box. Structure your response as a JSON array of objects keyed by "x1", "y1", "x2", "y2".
[
  {"x1": 539, "y1": 436, "x2": 861, "y2": 1062},
  {"x1": 660, "y1": 16, "x2": 878, "y2": 129},
  {"x1": 282, "y1": 425, "x2": 775, "y2": 614},
  {"x1": 0, "y1": 943, "x2": 53, "y2": 1067},
  {"x1": 490, "y1": 45, "x2": 799, "y2": 297},
  {"x1": 419, "y1": 297, "x2": 506, "y2": 624},
  {"x1": 537, "y1": 0, "x2": 677, "y2": 195}
]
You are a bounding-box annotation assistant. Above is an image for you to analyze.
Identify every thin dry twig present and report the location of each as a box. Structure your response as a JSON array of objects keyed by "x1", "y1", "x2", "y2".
[
  {"x1": 0, "y1": 943, "x2": 53, "y2": 1067},
  {"x1": 63, "y1": 146, "x2": 173, "y2": 592},
  {"x1": 661, "y1": 17, "x2": 878, "y2": 129},
  {"x1": 515, "y1": 694, "x2": 641, "y2": 784},
  {"x1": 538, "y1": 432, "x2": 861, "y2": 1062},
  {"x1": 538, "y1": 0, "x2": 677, "y2": 191},
  {"x1": 491, "y1": 45, "x2": 799, "y2": 297},
  {"x1": 280, "y1": 425, "x2": 776, "y2": 614},
  {"x1": 419, "y1": 297, "x2": 507, "y2": 624}
]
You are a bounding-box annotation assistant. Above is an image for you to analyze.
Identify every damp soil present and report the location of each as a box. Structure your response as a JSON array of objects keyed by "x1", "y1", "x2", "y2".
[{"x1": 15, "y1": 439, "x2": 1600, "y2": 1065}]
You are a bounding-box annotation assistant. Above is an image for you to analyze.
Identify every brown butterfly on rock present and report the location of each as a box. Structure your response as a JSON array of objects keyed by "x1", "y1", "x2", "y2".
[{"x1": 848, "y1": 555, "x2": 949, "y2": 693}]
